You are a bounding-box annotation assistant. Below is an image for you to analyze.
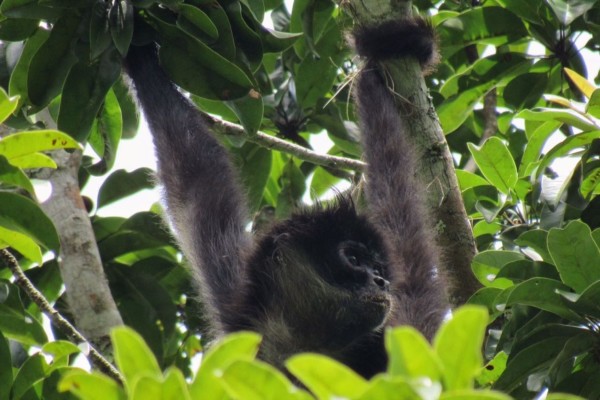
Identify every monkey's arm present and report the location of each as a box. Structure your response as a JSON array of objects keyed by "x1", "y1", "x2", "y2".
[
  {"x1": 354, "y1": 20, "x2": 447, "y2": 339},
  {"x1": 126, "y1": 45, "x2": 251, "y2": 328}
]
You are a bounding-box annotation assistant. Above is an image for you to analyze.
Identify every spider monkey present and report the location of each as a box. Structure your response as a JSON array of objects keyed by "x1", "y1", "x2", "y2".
[{"x1": 125, "y1": 16, "x2": 447, "y2": 378}]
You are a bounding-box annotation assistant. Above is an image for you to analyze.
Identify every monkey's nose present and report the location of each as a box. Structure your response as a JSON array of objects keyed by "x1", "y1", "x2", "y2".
[{"x1": 373, "y1": 275, "x2": 389, "y2": 290}]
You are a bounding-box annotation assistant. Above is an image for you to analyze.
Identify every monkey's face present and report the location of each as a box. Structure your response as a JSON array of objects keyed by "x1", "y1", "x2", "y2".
[{"x1": 336, "y1": 240, "x2": 391, "y2": 308}]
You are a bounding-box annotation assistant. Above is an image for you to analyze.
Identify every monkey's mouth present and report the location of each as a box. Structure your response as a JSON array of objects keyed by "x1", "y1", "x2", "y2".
[{"x1": 361, "y1": 293, "x2": 390, "y2": 306}]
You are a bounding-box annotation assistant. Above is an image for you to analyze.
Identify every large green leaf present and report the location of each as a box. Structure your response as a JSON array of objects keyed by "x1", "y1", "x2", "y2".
[
  {"x1": 536, "y1": 131, "x2": 600, "y2": 180},
  {"x1": 386, "y1": 327, "x2": 442, "y2": 381},
  {"x1": 356, "y1": 375, "x2": 425, "y2": 400},
  {"x1": 0, "y1": 192, "x2": 60, "y2": 251},
  {"x1": 57, "y1": 48, "x2": 122, "y2": 142},
  {"x1": 150, "y1": 14, "x2": 254, "y2": 100},
  {"x1": 231, "y1": 142, "x2": 271, "y2": 212},
  {"x1": 111, "y1": 327, "x2": 162, "y2": 387},
  {"x1": 0, "y1": 225, "x2": 42, "y2": 264},
  {"x1": 190, "y1": 332, "x2": 261, "y2": 399},
  {"x1": 131, "y1": 368, "x2": 190, "y2": 400},
  {"x1": 286, "y1": 354, "x2": 368, "y2": 399},
  {"x1": 434, "y1": 306, "x2": 488, "y2": 391},
  {"x1": 11, "y1": 353, "x2": 49, "y2": 399},
  {"x1": 27, "y1": 14, "x2": 79, "y2": 108},
  {"x1": 222, "y1": 360, "x2": 312, "y2": 400},
  {"x1": 506, "y1": 278, "x2": 582, "y2": 320},
  {"x1": 468, "y1": 137, "x2": 518, "y2": 195},
  {"x1": 0, "y1": 155, "x2": 34, "y2": 195},
  {"x1": 87, "y1": 88, "x2": 123, "y2": 175},
  {"x1": 0, "y1": 281, "x2": 47, "y2": 346},
  {"x1": 0, "y1": 331, "x2": 12, "y2": 400},
  {"x1": 97, "y1": 168, "x2": 155, "y2": 209},
  {"x1": 59, "y1": 370, "x2": 127, "y2": 400},
  {"x1": 471, "y1": 250, "x2": 525, "y2": 288},
  {"x1": 547, "y1": 220, "x2": 600, "y2": 293},
  {"x1": 0, "y1": 130, "x2": 79, "y2": 163}
]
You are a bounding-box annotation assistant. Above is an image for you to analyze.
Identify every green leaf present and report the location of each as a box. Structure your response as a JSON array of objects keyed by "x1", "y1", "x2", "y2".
[
  {"x1": 90, "y1": 0, "x2": 112, "y2": 59},
  {"x1": 97, "y1": 168, "x2": 155, "y2": 209},
  {"x1": 456, "y1": 170, "x2": 490, "y2": 191},
  {"x1": 441, "y1": 390, "x2": 513, "y2": 400},
  {"x1": 295, "y1": 23, "x2": 343, "y2": 109},
  {"x1": 9, "y1": 152, "x2": 57, "y2": 169},
  {"x1": 505, "y1": 278, "x2": 582, "y2": 320},
  {"x1": 286, "y1": 354, "x2": 368, "y2": 399},
  {"x1": 109, "y1": 0, "x2": 133, "y2": 56},
  {"x1": 504, "y1": 73, "x2": 548, "y2": 110},
  {"x1": 494, "y1": 0, "x2": 544, "y2": 24},
  {"x1": 517, "y1": 109, "x2": 597, "y2": 132},
  {"x1": 58, "y1": 48, "x2": 122, "y2": 142},
  {"x1": 177, "y1": 4, "x2": 219, "y2": 41},
  {"x1": 433, "y1": 306, "x2": 488, "y2": 391},
  {"x1": 87, "y1": 88, "x2": 123, "y2": 175},
  {"x1": 8, "y1": 28, "x2": 50, "y2": 107},
  {"x1": 536, "y1": 131, "x2": 600, "y2": 180},
  {"x1": 0, "y1": 282, "x2": 48, "y2": 346},
  {"x1": 468, "y1": 138, "x2": 518, "y2": 195},
  {"x1": 231, "y1": 143, "x2": 271, "y2": 212},
  {"x1": 0, "y1": 18, "x2": 38, "y2": 41},
  {"x1": 225, "y1": 91, "x2": 264, "y2": 136},
  {"x1": 0, "y1": 130, "x2": 80, "y2": 160},
  {"x1": 0, "y1": 192, "x2": 60, "y2": 251},
  {"x1": 546, "y1": 393, "x2": 587, "y2": 400},
  {"x1": 0, "y1": 331, "x2": 13, "y2": 400},
  {"x1": 0, "y1": 155, "x2": 35, "y2": 195},
  {"x1": 355, "y1": 375, "x2": 425, "y2": 400},
  {"x1": 0, "y1": 87, "x2": 19, "y2": 123},
  {"x1": 0, "y1": 225, "x2": 43, "y2": 264},
  {"x1": 27, "y1": 14, "x2": 79, "y2": 108},
  {"x1": 476, "y1": 351, "x2": 508, "y2": 388},
  {"x1": 520, "y1": 120, "x2": 562, "y2": 177},
  {"x1": 493, "y1": 337, "x2": 567, "y2": 392},
  {"x1": 0, "y1": 0, "x2": 63, "y2": 19},
  {"x1": 42, "y1": 340, "x2": 80, "y2": 363},
  {"x1": 59, "y1": 371, "x2": 127, "y2": 400},
  {"x1": 471, "y1": 251, "x2": 525, "y2": 288},
  {"x1": 111, "y1": 326, "x2": 162, "y2": 386},
  {"x1": 131, "y1": 368, "x2": 190, "y2": 400},
  {"x1": 152, "y1": 16, "x2": 253, "y2": 100},
  {"x1": 385, "y1": 327, "x2": 442, "y2": 381},
  {"x1": 222, "y1": 360, "x2": 311, "y2": 400},
  {"x1": 515, "y1": 229, "x2": 552, "y2": 263},
  {"x1": 12, "y1": 353, "x2": 48, "y2": 399},
  {"x1": 547, "y1": 0, "x2": 595, "y2": 25},
  {"x1": 559, "y1": 280, "x2": 600, "y2": 317},
  {"x1": 190, "y1": 332, "x2": 261, "y2": 399},
  {"x1": 547, "y1": 221, "x2": 600, "y2": 293}
]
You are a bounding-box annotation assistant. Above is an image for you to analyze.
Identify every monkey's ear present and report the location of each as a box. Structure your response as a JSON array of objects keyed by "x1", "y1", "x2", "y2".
[{"x1": 351, "y1": 17, "x2": 439, "y2": 74}]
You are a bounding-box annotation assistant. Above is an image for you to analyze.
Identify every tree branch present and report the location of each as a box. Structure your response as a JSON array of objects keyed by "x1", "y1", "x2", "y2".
[
  {"x1": 204, "y1": 115, "x2": 366, "y2": 172},
  {"x1": 0, "y1": 248, "x2": 123, "y2": 384},
  {"x1": 39, "y1": 149, "x2": 124, "y2": 347}
]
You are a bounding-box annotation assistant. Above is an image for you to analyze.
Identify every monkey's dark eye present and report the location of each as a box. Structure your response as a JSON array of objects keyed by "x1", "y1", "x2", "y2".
[{"x1": 347, "y1": 254, "x2": 360, "y2": 266}]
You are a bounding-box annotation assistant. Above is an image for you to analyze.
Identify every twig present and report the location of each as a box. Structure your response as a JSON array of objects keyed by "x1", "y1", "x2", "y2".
[
  {"x1": 205, "y1": 115, "x2": 366, "y2": 172},
  {"x1": 0, "y1": 249, "x2": 124, "y2": 384}
]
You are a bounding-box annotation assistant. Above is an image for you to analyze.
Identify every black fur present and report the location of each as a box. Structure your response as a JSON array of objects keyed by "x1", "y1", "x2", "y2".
[
  {"x1": 125, "y1": 15, "x2": 447, "y2": 378},
  {"x1": 352, "y1": 18, "x2": 438, "y2": 71}
]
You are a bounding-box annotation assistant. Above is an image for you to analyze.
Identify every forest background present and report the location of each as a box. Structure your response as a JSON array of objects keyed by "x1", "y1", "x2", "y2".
[{"x1": 0, "y1": 0, "x2": 599, "y2": 398}]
